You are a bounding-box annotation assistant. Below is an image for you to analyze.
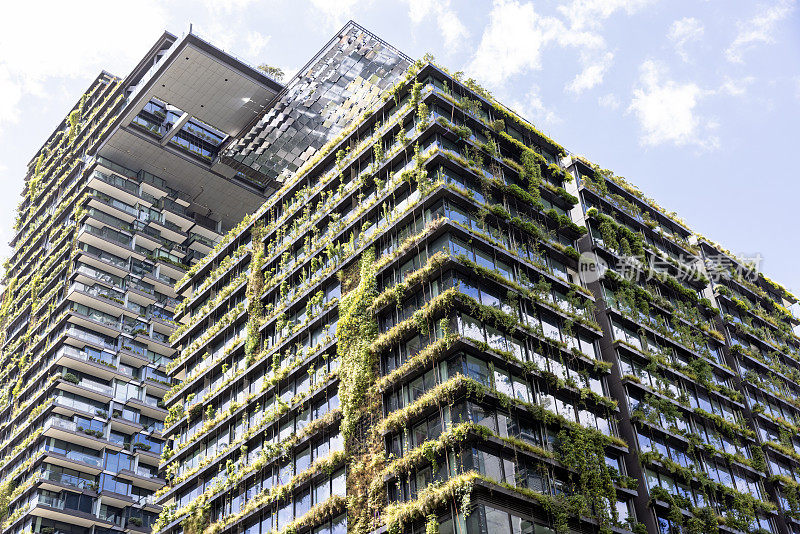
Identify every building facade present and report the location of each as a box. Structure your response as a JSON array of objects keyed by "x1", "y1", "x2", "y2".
[
  {"x1": 0, "y1": 28, "x2": 284, "y2": 534},
  {"x1": 155, "y1": 51, "x2": 800, "y2": 534},
  {"x1": 5, "y1": 21, "x2": 800, "y2": 534}
]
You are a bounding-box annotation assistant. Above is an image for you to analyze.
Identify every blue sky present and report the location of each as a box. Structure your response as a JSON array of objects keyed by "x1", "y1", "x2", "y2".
[{"x1": 1, "y1": 0, "x2": 798, "y2": 296}]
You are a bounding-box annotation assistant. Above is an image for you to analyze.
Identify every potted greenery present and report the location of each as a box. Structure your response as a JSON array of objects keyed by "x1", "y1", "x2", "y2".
[{"x1": 62, "y1": 373, "x2": 80, "y2": 385}]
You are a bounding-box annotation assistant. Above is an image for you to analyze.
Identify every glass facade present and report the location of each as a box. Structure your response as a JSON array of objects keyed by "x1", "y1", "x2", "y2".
[
  {"x1": 4, "y1": 22, "x2": 800, "y2": 534},
  {"x1": 220, "y1": 21, "x2": 412, "y2": 188},
  {"x1": 0, "y1": 32, "x2": 234, "y2": 534},
  {"x1": 160, "y1": 58, "x2": 800, "y2": 534}
]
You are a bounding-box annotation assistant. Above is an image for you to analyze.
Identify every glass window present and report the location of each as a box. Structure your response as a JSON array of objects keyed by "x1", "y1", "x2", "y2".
[
  {"x1": 332, "y1": 469, "x2": 346, "y2": 497},
  {"x1": 459, "y1": 314, "x2": 484, "y2": 342},
  {"x1": 475, "y1": 248, "x2": 494, "y2": 271},
  {"x1": 485, "y1": 506, "x2": 512, "y2": 534},
  {"x1": 541, "y1": 315, "x2": 561, "y2": 342},
  {"x1": 494, "y1": 369, "x2": 514, "y2": 398}
]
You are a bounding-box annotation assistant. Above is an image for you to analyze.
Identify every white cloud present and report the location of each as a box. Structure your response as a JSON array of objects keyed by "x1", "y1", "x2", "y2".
[
  {"x1": 0, "y1": 0, "x2": 167, "y2": 135},
  {"x1": 468, "y1": 1, "x2": 562, "y2": 86},
  {"x1": 628, "y1": 60, "x2": 718, "y2": 149},
  {"x1": 469, "y1": 0, "x2": 656, "y2": 91},
  {"x1": 598, "y1": 93, "x2": 621, "y2": 109},
  {"x1": 557, "y1": 0, "x2": 657, "y2": 31},
  {"x1": 509, "y1": 86, "x2": 561, "y2": 126},
  {"x1": 244, "y1": 31, "x2": 271, "y2": 60},
  {"x1": 309, "y1": 0, "x2": 366, "y2": 29},
  {"x1": 567, "y1": 51, "x2": 613, "y2": 93},
  {"x1": 405, "y1": 0, "x2": 469, "y2": 50},
  {"x1": 719, "y1": 76, "x2": 756, "y2": 96},
  {"x1": 0, "y1": 67, "x2": 24, "y2": 126},
  {"x1": 201, "y1": 0, "x2": 260, "y2": 14},
  {"x1": 668, "y1": 17, "x2": 704, "y2": 61},
  {"x1": 726, "y1": 0, "x2": 796, "y2": 63}
]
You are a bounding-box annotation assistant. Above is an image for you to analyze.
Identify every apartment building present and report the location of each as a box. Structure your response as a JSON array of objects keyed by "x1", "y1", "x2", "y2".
[
  {"x1": 6, "y1": 19, "x2": 800, "y2": 534},
  {"x1": 0, "y1": 28, "x2": 284, "y2": 534},
  {"x1": 155, "y1": 32, "x2": 800, "y2": 533}
]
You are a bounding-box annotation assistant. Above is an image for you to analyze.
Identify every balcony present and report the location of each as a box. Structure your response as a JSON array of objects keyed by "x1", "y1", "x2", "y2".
[
  {"x1": 75, "y1": 244, "x2": 129, "y2": 277},
  {"x1": 145, "y1": 211, "x2": 184, "y2": 236},
  {"x1": 40, "y1": 469, "x2": 97, "y2": 492},
  {"x1": 158, "y1": 294, "x2": 180, "y2": 310},
  {"x1": 88, "y1": 169, "x2": 140, "y2": 196},
  {"x1": 67, "y1": 282, "x2": 126, "y2": 315},
  {"x1": 110, "y1": 410, "x2": 144, "y2": 433},
  {"x1": 159, "y1": 196, "x2": 189, "y2": 219},
  {"x1": 117, "y1": 468, "x2": 165, "y2": 491},
  {"x1": 127, "y1": 283, "x2": 157, "y2": 309},
  {"x1": 42, "y1": 417, "x2": 115, "y2": 451},
  {"x1": 132, "y1": 220, "x2": 169, "y2": 249},
  {"x1": 148, "y1": 249, "x2": 187, "y2": 277},
  {"x1": 58, "y1": 372, "x2": 114, "y2": 398},
  {"x1": 131, "y1": 493, "x2": 162, "y2": 512},
  {"x1": 42, "y1": 443, "x2": 104, "y2": 473},
  {"x1": 52, "y1": 395, "x2": 105, "y2": 419},
  {"x1": 62, "y1": 325, "x2": 117, "y2": 352},
  {"x1": 78, "y1": 224, "x2": 134, "y2": 258},
  {"x1": 154, "y1": 270, "x2": 178, "y2": 287},
  {"x1": 192, "y1": 211, "x2": 220, "y2": 233},
  {"x1": 127, "y1": 397, "x2": 166, "y2": 419},
  {"x1": 87, "y1": 190, "x2": 138, "y2": 221},
  {"x1": 31, "y1": 492, "x2": 106, "y2": 527},
  {"x1": 74, "y1": 263, "x2": 126, "y2": 288},
  {"x1": 186, "y1": 232, "x2": 218, "y2": 254},
  {"x1": 68, "y1": 304, "x2": 120, "y2": 337}
]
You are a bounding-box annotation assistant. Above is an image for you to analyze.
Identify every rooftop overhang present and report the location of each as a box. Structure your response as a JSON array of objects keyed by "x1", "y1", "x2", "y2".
[
  {"x1": 98, "y1": 127, "x2": 265, "y2": 230},
  {"x1": 96, "y1": 31, "x2": 284, "y2": 228},
  {"x1": 120, "y1": 31, "x2": 282, "y2": 137},
  {"x1": 217, "y1": 20, "x2": 412, "y2": 191}
]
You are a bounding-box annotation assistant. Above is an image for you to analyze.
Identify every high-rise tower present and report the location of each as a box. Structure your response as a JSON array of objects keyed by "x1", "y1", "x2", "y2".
[
  {"x1": 0, "y1": 28, "x2": 282, "y2": 534},
  {"x1": 157, "y1": 53, "x2": 800, "y2": 534},
  {"x1": 5, "y1": 21, "x2": 800, "y2": 534}
]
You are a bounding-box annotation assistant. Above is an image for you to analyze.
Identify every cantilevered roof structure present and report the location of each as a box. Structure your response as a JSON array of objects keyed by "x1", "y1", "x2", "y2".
[
  {"x1": 218, "y1": 21, "x2": 412, "y2": 192},
  {"x1": 97, "y1": 30, "x2": 283, "y2": 229}
]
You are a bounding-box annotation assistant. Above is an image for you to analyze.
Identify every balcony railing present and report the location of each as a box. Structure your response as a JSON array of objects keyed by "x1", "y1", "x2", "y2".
[
  {"x1": 90, "y1": 190, "x2": 138, "y2": 218},
  {"x1": 41, "y1": 469, "x2": 96, "y2": 490},
  {"x1": 75, "y1": 264, "x2": 125, "y2": 288},
  {"x1": 44, "y1": 416, "x2": 78, "y2": 433},
  {"x1": 80, "y1": 224, "x2": 132, "y2": 248},
  {"x1": 148, "y1": 306, "x2": 174, "y2": 323},
  {"x1": 69, "y1": 304, "x2": 120, "y2": 329},
  {"x1": 77, "y1": 245, "x2": 128, "y2": 270},
  {"x1": 90, "y1": 169, "x2": 140, "y2": 196},
  {"x1": 187, "y1": 232, "x2": 218, "y2": 249},
  {"x1": 76, "y1": 377, "x2": 114, "y2": 396},
  {"x1": 70, "y1": 282, "x2": 125, "y2": 306},
  {"x1": 151, "y1": 331, "x2": 169, "y2": 345},
  {"x1": 43, "y1": 444, "x2": 103, "y2": 468},
  {"x1": 63, "y1": 326, "x2": 117, "y2": 352},
  {"x1": 160, "y1": 196, "x2": 189, "y2": 217},
  {"x1": 158, "y1": 295, "x2": 180, "y2": 309},
  {"x1": 136, "y1": 466, "x2": 158, "y2": 479},
  {"x1": 128, "y1": 278, "x2": 155, "y2": 295},
  {"x1": 149, "y1": 213, "x2": 183, "y2": 234}
]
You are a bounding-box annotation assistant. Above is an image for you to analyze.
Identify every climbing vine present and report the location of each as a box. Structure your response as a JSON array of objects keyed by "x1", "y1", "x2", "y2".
[
  {"x1": 557, "y1": 426, "x2": 618, "y2": 528},
  {"x1": 336, "y1": 249, "x2": 384, "y2": 534},
  {"x1": 245, "y1": 221, "x2": 266, "y2": 364},
  {"x1": 337, "y1": 248, "x2": 379, "y2": 439},
  {"x1": 180, "y1": 498, "x2": 210, "y2": 534}
]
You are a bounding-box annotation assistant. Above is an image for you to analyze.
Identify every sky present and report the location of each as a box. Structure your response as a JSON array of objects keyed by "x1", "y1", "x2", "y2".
[{"x1": 1, "y1": 0, "x2": 798, "y2": 297}]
